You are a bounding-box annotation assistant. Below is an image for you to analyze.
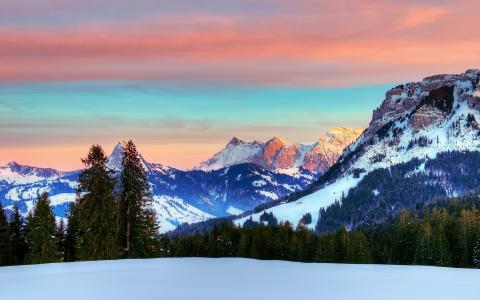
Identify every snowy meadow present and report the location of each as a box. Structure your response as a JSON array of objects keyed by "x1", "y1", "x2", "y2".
[{"x1": 0, "y1": 258, "x2": 479, "y2": 300}]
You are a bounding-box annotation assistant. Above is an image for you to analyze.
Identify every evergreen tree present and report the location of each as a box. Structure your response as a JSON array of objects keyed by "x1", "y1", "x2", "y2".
[
  {"x1": 0, "y1": 202, "x2": 10, "y2": 265},
  {"x1": 473, "y1": 230, "x2": 480, "y2": 268},
  {"x1": 56, "y1": 218, "x2": 66, "y2": 261},
  {"x1": 119, "y1": 140, "x2": 159, "y2": 258},
  {"x1": 63, "y1": 203, "x2": 79, "y2": 262},
  {"x1": 415, "y1": 222, "x2": 433, "y2": 265},
  {"x1": 392, "y1": 210, "x2": 418, "y2": 264},
  {"x1": 415, "y1": 219, "x2": 451, "y2": 267},
  {"x1": 273, "y1": 222, "x2": 293, "y2": 260},
  {"x1": 237, "y1": 230, "x2": 251, "y2": 257},
  {"x1": 76, "y1": 144, "x2": 119, "y2": 260},
  {"x1": 316, "y1": 233, "x2": 335, "y2": 263},
  {"x1": 9, "y1": 207, "x2": 26, "y2": 265},
  {"x1": 26, "y1": 192, "x2": 59, "y2": 264},
  {"x1": 348, "y1": 231, "x2": 372, "y2": 264},
  {"x1": 335, "y1": 225, "x2": 350, "y2": 263}
]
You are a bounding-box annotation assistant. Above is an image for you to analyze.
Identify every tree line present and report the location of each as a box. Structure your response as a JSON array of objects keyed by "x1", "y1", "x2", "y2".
[
  {"x1": 161, "y1": 200, "x2": 480, "y2": 268},
  {"x1": 0, "y1": 141, "x2": 159, "y2": 265}
]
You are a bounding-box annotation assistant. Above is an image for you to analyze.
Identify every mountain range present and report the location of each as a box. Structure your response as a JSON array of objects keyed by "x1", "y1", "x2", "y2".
[
  {"x1": 0, "y1": 129, "x2": 359, "y2": 232},
  {"x1": 195, "y1": 128, "x2": 362, "y2": 173},
  {"x1": 5, "y1": 69, "x2": 479, "y2": 235},
  {"x1": 234, "y1": 69, "x2": 480, "y2": 232}
]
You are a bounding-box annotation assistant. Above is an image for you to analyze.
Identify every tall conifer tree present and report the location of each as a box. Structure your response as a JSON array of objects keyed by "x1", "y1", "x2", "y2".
[
  {"x1": 119, "y1": 140, "x2": 159, "y2": 258},
  {"x1": 76, "y1": 145, "x2": 119, "y2": 260},
  {"x1": 0, "y1": 202, "x2": 10, "y2": 265},
  {"x1": 64, "y1": 203, "x2": 79, "y2": 262},
  {"x1": 9, "y1": 207, "x2": 26, "y2": 265},
  {"x1": 56, "y1": 218, "x2": 66, "y2": 261},
  {"x1": 473, "y1": 230, "x2": 480, "y2": 268},
  {"x1": 26, "y1": 192, "x2": 59, "y2": 264}
]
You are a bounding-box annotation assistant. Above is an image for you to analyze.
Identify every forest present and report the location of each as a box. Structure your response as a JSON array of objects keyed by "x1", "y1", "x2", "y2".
[{"x1": 162, "y1": 198, "x2": 480, "y2": 268}]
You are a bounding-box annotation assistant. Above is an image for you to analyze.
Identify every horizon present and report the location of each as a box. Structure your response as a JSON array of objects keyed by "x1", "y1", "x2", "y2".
[
  {"x1": 1, "y1": 0, "x2": 479, "y2": 170},
  {"x1": 0, "y1": 125, "x2": 365, "y2": 172}
]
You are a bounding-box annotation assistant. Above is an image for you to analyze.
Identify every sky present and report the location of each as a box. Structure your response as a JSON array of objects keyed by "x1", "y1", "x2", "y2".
[{"x1": 0, "y1": 0, "x2": 479, "y2": 170}]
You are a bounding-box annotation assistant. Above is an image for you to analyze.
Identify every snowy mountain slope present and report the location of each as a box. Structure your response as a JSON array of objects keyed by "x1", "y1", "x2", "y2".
[
  {"x1": 0, "y1": 144, "x2": 319, "y2": 233},
  {"x1": 1, "y1": 258, "x2": 479, "y2": 300},
  {"x1": 236, "y1": 69, "x2": 480, "y2": 230},
  {"x1": 195, "y1": 128, "x2": 362, "y2": 173},
  {"x1": 195, "y1": 137, "x2": 265, "y2": 171}
]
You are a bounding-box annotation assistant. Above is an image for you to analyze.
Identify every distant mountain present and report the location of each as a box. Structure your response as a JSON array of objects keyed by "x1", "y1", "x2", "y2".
[
  {"x1": 195, "y1": 128, "x2": 362, "y2": 173},
  {"x1": 0, "y1": 142, "x2": 319, "y2": 233},
  {"x1": 235, "y1": 69, "x2": 480, "y2": 232}
]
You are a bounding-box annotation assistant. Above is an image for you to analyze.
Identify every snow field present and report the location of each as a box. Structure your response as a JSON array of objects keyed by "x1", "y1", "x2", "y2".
[{"x1": 0, "y1": 258, "x2": 479, "y2": 300}]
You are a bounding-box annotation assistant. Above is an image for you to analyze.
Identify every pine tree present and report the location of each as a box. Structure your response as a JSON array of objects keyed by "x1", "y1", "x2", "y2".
[
  {"x1": 76, "y1": 145, "x2": 119, "y2": 260},
  {"x1": 63, "y1": 203, "x2": 79, "y2": 262},
  {"x1": 316, "y1": 233, "x2": 335, "y2": 263},
  {"x1": 348, "y1": 231, "x2": 373, "y2": 264},
  {"x1": 473, "y1": 230, "x2": 480, "y2": 268},
  {"x1": 119, "y1": 140, "x2": 159, "y2": 258},
  {"x1": 9, "y1": 207, "x2": 26, "y2": 265},
  {"x1": 0, "y1": 202, "x2": 10, "y2": 265},
  {"x1": 392, "y1": 209, "x2": 418, "y2": 264},
  {"x1": 26, "y1": 192, "x2": 59, "y2": 264},
  {"x1": 415, "y1": 222, "x2": 433, "y2": 265},
  {"x1": 237, "y1": 230, "x2": 250, "y2": 257},
  {"x1": 56, "y1": 218, "x2": 66, "y2": 261},
  {"x1": 335, "y1": 225, "x2": 350, "y2": 263}
]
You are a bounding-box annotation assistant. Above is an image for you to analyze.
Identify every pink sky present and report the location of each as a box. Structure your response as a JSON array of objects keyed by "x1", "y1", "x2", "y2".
[
  {"x1": 0, "y1": 0, "x2": 479, "y2": 170},
  {"x1": 0, "y1": 0, "x2": 479, "y2": 85}
]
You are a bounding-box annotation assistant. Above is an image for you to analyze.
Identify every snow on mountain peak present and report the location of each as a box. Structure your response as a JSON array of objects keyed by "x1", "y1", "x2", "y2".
[
  {"x1": 106, "y1": 141, "x2": 150, "y2": 172},
  {"x1": 194, "y1": 129, "x2": 362, "y2": 173},
  {"x1": 4, "y1": 161, "x2": 21, "y2": 170},
  {"x1": 339, "y1": 69, "x2": 480, "y2": 176},
  {"x1": 227, "y1": 137, "x2": 245, "y2": 146},
  {"x1": 106, "y1": 142, "x2": 127, "y2": 171},
  {"x1": 269, "y1": 136, "x2": 287, "y2": 144},
  {"x1": 0, "y1": 161, "x2": 62, "y2": 185}
]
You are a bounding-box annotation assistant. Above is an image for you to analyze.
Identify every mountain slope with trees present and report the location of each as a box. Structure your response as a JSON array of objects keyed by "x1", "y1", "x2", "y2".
[{"x1": 235, "y1": 69, "x2": 480, "y2": 231}]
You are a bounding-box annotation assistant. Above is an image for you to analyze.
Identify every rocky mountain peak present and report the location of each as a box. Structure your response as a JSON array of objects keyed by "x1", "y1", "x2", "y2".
[
  {"x1": 227, "y1": 137, "x2": 245, "y2": 146},
  {"x1": 106, "y1": 141, "x2": 149, "y2": 172},
  {"x1": 195, "y1": 129, "x2": 362, "y2": 173},
  {"x1": 262, "y1": 137, "x2": 288, "y2": 167},
  {"x1": 5, "y1": 161, "x2": 20, "y2": 169},
  {"x1": 339, "y1": 69, "x2": 480, "y2": 177}
]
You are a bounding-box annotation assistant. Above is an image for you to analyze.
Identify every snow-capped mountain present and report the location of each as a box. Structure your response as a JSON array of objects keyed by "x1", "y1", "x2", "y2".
[
  {"x1": 235, "y1": 69, "x2": 480, "y2": 231},
  {"x1": 0, "y1": 143, "x2": 318, "y2": 233},
  {"x1": 195, "y1": 128, "x2": 362, "y2": 173}
]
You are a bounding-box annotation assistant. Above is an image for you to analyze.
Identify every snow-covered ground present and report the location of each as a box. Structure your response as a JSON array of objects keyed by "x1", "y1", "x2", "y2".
[
  {"x1": 0, "y1": 258, "x2": 479, "y2": 300},
  {"x1": 235, "y1": 174, "x2": 363, "y2": 229}
]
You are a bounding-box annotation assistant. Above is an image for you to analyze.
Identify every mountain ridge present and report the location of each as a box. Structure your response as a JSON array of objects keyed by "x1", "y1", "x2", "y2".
[
  {"x1": 194, "y1": 127, "x2": 363, "y2": 173},
  {"x1": 0, "y1": 140, "x2": 327, "y2": 232}
]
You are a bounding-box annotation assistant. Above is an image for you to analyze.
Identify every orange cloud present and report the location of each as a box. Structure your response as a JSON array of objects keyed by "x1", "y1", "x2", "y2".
[
  {"x1": 0, "y1": 0, "x2": 478, "y2": 86},
  {"x1": 396, "y1": 7, "x2": 448, "y2": 30}
]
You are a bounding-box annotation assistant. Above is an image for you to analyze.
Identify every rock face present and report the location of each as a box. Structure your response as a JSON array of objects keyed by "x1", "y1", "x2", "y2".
[
  {"x1": 195, "y1": 128, "x2": 363, "y2": 174},
  {"x1": 359, "y1": 70, "x2": 479, "y2": 149},
  {"x1": 262, "y1": 137, "x2": 288, "y2": 167},
  {"x1": 340, "y1": 69, "x2": 480, "y2": 174}
]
